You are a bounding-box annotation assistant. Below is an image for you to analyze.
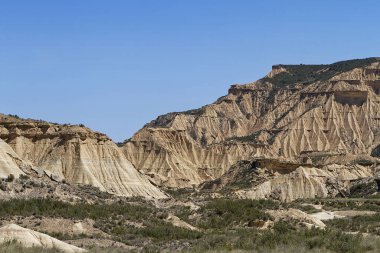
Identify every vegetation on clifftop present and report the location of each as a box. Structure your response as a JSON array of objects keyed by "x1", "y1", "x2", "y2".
[{"x1": 262, "y1": 57, "x2": 379, "y2": 87}]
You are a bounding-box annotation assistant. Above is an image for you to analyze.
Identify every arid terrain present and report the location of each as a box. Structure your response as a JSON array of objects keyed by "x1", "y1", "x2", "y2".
[{"x1": 1, "y1": 58, "x2": 380, "y2": 252}]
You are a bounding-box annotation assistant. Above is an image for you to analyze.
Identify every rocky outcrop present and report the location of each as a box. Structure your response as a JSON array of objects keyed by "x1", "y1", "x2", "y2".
[
  {"x1": 123, "y1": 128, "x2": 258, "y2": 188},
  {"x1": 201, "y1": 158, "x2": 373, "y2": 202},
  {"x1": 236, "y1": 165, "x2": 372, "y2": 202},
  {"x1": 123, "y1": 58, "x2": 380, "y2": 188},
  {"x1": 0, "y1": 139, "x2": 25, "y2": 179},
  {"x1": 0, "y1": 224, "x2": 85, "y2": 253},
  {"x1": 0, "y1": 114, "x2": 166, "y2": 199}
]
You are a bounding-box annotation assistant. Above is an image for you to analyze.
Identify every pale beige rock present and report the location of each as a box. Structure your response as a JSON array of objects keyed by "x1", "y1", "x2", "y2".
[
  {"x1": 268, "y1": 208, "x2": 326, "y2": 228},
  {"x1": 0, "y1": 115, "x2": 166, "y2": 199},
  {"x1": 235, "y1": 165, "x2": 372, "y2": 202},
  {"x1": 123, "y1": 58, "x2": 380, "y2": 188},
  {"x1": 310, "y1": 210, "x2": 376, "y2": 221},
  {"x1": 332, "y1": 210, "x2": 377, "y2": 217},
  {"x1": 266, "y1": 65, "x2": 288, "y2": 78},
  {"x1": 0, "y1": 139, "x2": 25, "y2": 178},
  {"x1": 166, "y1": 214, "x2": 199, "y2": 231},
  {"x1": 310, "y1": 211, "x2": 340, "y2": 221},
  {"x1": 0, "y1": 224, "x2": 86, "y2": 253}
]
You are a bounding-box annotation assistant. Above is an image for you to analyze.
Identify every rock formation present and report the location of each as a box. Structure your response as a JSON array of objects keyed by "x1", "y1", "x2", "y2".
[
  {"x1": 201, "y1": 158, "x2": 373, "y2": 202},
  {"x1": 0, "y1": 139, "x2": 25, "y2": 178},
  {"x1": 2, "y1": 57, "x2": 379, "y2": 202},
  {"x1": 0, "y1": 114, "x2": 166, "y2": 199},
  {"x1": 123, "y1": 58, "x2": 380, "y2": 188},
  {"x1": 0, "y1": 224, "x2": 85, "y2": 253}
]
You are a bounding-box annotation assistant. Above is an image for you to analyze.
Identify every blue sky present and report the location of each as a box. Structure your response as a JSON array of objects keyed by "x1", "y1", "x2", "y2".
[{"x1": 0, "y1": 1, "x2": 379, "y2": 141}]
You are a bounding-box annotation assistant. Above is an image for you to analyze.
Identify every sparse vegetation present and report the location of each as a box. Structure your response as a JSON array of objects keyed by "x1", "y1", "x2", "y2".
[
  {"x1": 7, "y1": 114, "x2": 20, "y2": 119},
  {"x1": 5, "y1": 174, "x2": 15, "y2": 183},
  {"x1": 165, "y1": 187, "x2": 195, "y2": 199},
  {"x1": 1, "y1": 197, "x2": 380, "y2": 252},
  {"x1": 314, "y1": 199, "x2": 380, "y2": 212},
  {"x1": 182, "y1": 222, "x2": 379, "y2": 253},
  {"x1": 197, "y1": 199, "x2": 274, "y2": 229},
  {"x1": 0, "y1": 241, "x2": 62, "y2": 253},
  {"x1": 326, "y1": 213, "x2": 380, "y2": 235},
  {"x1": 295, "y1": 204, "x2": 321, "y2": 214},
  {"x1": 0, "y1": 198, "x2": 151, "y2": 220},
  {"x1": 261, "y1": 58, "x2": 379, "y2": 87},
  {"x1": 0, "y1": 198, "x2": 202, "y2": 246},
  {"x1": 349, "y1": 180, "x2": 379, "y2": 198},
  {"x1": 0, "y1": 180, "x2": 7, "y2": 191},
  {"x1": 180, "y1": 108, "x2": 205, "y2": 116}
]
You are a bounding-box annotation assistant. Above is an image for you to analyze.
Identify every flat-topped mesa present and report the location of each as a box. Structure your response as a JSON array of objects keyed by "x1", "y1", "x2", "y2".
[
  {"x1": 124, "y1": 58, "x2": 380, "y2": 188},
  {"x1": 0, "y1": 115, "x2": 166, "y2": 199}
]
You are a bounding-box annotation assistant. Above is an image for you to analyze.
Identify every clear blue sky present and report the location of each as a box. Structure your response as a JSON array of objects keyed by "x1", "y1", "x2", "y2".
[{"x1": 0, "y1": 1, "x2": 379, "y2": 141}]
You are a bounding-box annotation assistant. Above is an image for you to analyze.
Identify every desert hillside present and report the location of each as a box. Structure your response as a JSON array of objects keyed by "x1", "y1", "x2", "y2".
[
  {"x1": 123, "y1": 58, "x2": 380, "y2": 189},
  {"x1": 0, "y1": 58, "x2": 380, "y2": 253},
  {"x1": 0, "y1": 114, "x2": 166, "y2": 199}
]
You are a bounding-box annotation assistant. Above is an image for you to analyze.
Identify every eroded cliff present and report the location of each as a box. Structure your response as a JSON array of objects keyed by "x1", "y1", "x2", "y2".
[
  {"x1": 0, "y1": 114, "x2": 166, "y2": 198},
  {"x1": 0, "y1": 138, "x2": 26, "y2": 178},
  {"x1": 200, "y1": 158, "x2": 375, "y2": 202},
  {"x1": 123, "y1": 58, "x2": 380, "y2": 188}
]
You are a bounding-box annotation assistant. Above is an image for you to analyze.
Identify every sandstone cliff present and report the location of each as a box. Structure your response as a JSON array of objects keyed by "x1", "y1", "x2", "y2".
[
  {"x1": 123, "y1": 58, "x2": 380, "y2": 188},
  {"x1": 0, "y1": 114, "x2": 166, "y2": 199}
]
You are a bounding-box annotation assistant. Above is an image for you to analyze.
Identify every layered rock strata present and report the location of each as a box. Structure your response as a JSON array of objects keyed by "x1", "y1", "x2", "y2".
[
  {"x1": 0, "y1": 114, "x2": 166, "y2": 198},
  {"x1": 123, "y1": 58, "x2": 380, "y2": 188}
]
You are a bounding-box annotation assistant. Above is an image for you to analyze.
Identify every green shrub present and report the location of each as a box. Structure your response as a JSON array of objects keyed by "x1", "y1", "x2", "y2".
[
  {"x1": 0, "y1": 198, "x2": 151, "y2": 220},
  {"x1": 2, "y1": 198, "x2": 380, "y2": 252},
  {"x1": 326, "y1": 214, "x2": 380, "y2": 235},
  {"x1": 0, "y1": 241, "x2": 62, "y2": 253},
  {"x1": 197, "y1": 199, "x2": 275, "y2": 229},
  {"x1": 6, "y1": 174, "x2": 15, "y2": 182}
]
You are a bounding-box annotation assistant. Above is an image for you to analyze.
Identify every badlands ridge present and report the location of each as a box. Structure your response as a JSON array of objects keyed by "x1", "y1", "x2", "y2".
[{"x1": 1, "y1": 57, "x2": 380, "y2": 201}]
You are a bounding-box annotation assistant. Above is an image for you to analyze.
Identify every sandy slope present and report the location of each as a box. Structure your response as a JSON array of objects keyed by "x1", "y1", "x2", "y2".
[{"x1": 0, "y1": 224, "x2": 85, "y2": 253}]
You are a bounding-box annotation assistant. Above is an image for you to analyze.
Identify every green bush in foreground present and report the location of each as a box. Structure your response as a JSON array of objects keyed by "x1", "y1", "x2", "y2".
[
  {"x1": 183, "y1": 223, "x2": 376, "y2": 253},
  {"x1": 197, "y1": 198, "x2": 276, "y2": 229},
  {"x1": 1, "y1": 198, "x2": 380, "y2": 253},
  {"x1": 0, "y1": 242, "x2": 132, "y2": 253},
  {"x1": 0, "y1": 198, "x2": 152, "y2": 220},
  {"x1": 326, "y1": 213, "x2": 380, "y2": 235},
  {"x1": 0, "y1": 241, "x2": 61, "y2": 253}
]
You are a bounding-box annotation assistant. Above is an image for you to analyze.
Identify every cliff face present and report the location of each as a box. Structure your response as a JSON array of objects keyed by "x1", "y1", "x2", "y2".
[
  {"x1": 0, "y1": 139, "x2": 26, "y2": 178},
  {"x1": 123, "y1": 58, "x2": 380, "y2": 188},
  {"x1": 0, "y1": 114, "x2": 166, "y2": 198},
  {"x1": 201, "y1": 158, "x2": 374, "y2": 202}
]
